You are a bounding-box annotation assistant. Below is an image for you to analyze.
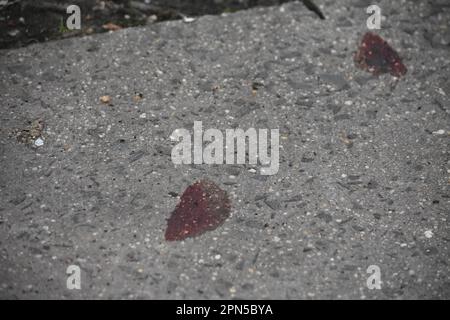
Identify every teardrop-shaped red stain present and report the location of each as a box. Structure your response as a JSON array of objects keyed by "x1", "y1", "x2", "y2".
[
  {"x1": 165, "y1": 180, "x2": 231, "y2": 241},
  {"x1": 354, "y1": 32, "x2": 407, "y2": 77}
]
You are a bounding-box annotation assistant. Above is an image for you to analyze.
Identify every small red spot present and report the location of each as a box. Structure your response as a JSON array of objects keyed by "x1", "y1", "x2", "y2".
[
  {"x1": 354, "y1": 32, "x2": 407, "y2": 77},
  {"x1": 165, "y1": 180, "x2": 231, "y2": 241}
]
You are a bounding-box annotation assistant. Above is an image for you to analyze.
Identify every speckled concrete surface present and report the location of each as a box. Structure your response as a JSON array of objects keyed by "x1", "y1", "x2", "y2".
[{"x1": 0, "y1": 0, "x2": 449, "y2": 299}]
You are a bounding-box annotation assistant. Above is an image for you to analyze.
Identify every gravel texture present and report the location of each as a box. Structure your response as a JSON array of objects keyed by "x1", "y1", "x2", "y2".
[{"x1": 0, "y1": 0, "x2": 449, "y2": 299}]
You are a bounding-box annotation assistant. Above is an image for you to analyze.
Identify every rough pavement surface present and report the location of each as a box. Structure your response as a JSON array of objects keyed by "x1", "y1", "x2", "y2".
[{"x1": 0, "y1": 0, "x2": 449, "y2": 299}]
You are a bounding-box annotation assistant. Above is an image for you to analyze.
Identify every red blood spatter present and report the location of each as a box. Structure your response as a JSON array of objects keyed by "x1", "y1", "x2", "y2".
[
  {"x1": 354, "y1": 32, "x2": 407, "y2": 77},
  {"x1": 165, "y1": 180, "x2": 231, "y2": 241}
]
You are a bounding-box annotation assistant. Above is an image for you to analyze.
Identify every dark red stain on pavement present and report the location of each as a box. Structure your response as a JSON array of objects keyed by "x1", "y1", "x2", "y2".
[
  {"x1": 354, "y1": 32, "x2": 407, "y2": 77},
  {"x1": 165, "y1": 180, "x2": 231, "y2": 241}
]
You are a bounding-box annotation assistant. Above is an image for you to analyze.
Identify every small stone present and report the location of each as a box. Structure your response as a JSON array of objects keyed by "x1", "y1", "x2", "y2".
[
  {"x1": 183, "y1": 16, "x2": 196, "y2": 23},
  {"x1": 102, "y1": 23, "x2": 122, "y2": 31},
  {"x1": 34, "y1": 137, "x2": 44, "y2": 147},
  {"x1": 100, "y1": 95, "x2": 111, "y2": 104},
  {"x1": 147, "y1": 15, "x2": 158, "y2": 23},
  {"x1": 317, "y1": 212, "x2": 332, "y2": 223},
  {"x1": 8, "y1": 29, "x2": 20, "y2": 37},
  {"x1": 264, "y1": 199, "x2": 281, "y2": 210},
  {"x1": 133, "y1": 93, "x2": 143, "y2": 102},
  {"x1": 424, "y1": 230, "x2": 433, "y2": 238},
  {"x1": 432, "y1": 129, "x2": 445, "y2": 135}
]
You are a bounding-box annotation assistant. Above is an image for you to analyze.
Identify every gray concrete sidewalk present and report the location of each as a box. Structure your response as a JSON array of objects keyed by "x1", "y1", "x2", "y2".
[{"x1": 0, "y1": 0, "x2": 449, "y2": 299}]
